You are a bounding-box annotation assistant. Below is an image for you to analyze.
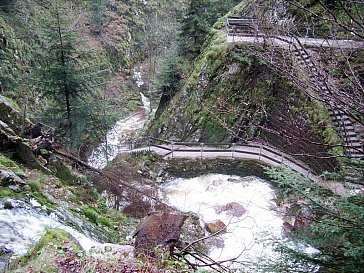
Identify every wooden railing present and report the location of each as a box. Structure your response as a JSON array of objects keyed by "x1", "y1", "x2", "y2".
[
  {"x1": 124, "y1": 137, "x2": 320, "y2": 182},
  {"x1": 226, "y1": 16, "x2": 258, "y2": 37}
]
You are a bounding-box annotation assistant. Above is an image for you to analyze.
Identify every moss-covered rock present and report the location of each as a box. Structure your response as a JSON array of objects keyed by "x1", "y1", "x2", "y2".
[{"x1": 0, "y1": 95, "x2": 31, "y2": 135}]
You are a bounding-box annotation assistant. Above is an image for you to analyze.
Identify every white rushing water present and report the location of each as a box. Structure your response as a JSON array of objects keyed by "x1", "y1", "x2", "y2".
[
  {"x1": 0, "y1": 200, "x2": 131, "y2": 256},
  {"x1": 87, "y1": 92, "x2": 150, "y2": 169},
  {"x1": 162, "y1": 174, "x2": 319, "y2": 272},
  {"x1": 88, "y1": 69, "x2": 151, "y2": 169}
]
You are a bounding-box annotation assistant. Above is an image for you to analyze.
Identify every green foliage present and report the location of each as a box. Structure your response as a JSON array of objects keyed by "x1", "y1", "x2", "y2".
[
  {"x1": 266, "y1": 166, "x2": 364, "y2": 273},
  {"x1": 34, "y1": 0, "x2": 115, "y2": 149},
  {"x1": 89, "y1": 0, "x2": 108, "y2": 34},
  {"x1": 82, "y1": 206, "x2": 98, "y2": 223}
]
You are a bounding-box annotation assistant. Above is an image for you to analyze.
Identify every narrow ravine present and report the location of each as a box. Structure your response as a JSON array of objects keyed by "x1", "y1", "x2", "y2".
[{"x1": 88, "y1": 70, "x2": 151, "y2": 169}]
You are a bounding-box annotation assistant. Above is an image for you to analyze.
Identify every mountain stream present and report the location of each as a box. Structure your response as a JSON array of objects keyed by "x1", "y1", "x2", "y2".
[{"x1": 0, "y1": 70, "x2": 318, "y2": 272}]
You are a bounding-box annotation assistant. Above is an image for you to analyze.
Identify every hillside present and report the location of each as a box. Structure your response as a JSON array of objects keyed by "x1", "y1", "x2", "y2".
[{"x1": 1, "y1": 0, "x2": 364, "y2": 272}]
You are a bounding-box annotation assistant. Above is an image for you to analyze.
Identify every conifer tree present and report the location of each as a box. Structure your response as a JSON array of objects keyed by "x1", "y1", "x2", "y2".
[
  {"x1": 90, "y1": 0, "x2": 108, "y2": 34},
  {"x1": 179, "y1": 0, "x2": 210, "y2": 58},
  {"x1": 38, "y1": 0, "x2": 114, "y2": 149}
]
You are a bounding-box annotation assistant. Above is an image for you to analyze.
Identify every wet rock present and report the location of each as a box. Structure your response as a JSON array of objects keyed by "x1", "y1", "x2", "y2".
[
  {"x1": 215, "y1": 202, "x2": 246, "y2": 217},
  {"x1": 3, "y1": 199, "x2": 14, "y2": 209},
  {"x1": 205, "y1": 219, "x2": 226, "y2": 234},
  {"x1": 133, "y1": 212, "x2": 187, "y2": 257},
  {"x1": 180, "y1": 212, "x2": 206, "y2": 253},
  {"x1": 0, "y1": 246, "x2": 13, "y2": 273},
  {"x1": 205, "y1": 237, "x2": 225, "y2": 249},
  {"x1": 0, "y1": 170, "x2": 30, "y2": 191}
]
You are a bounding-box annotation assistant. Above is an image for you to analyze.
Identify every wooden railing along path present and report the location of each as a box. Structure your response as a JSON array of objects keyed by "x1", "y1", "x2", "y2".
[
  {"x1": 122, "y1": 137, "x2": 352, "y2": 196},
  {"x1": 125, "y1": 137, "x2": 318, "y2": 180}
]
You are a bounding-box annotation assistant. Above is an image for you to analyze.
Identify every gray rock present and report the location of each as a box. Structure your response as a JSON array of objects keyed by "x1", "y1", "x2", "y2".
[
  {"x1": 0, "y1": 169, "x2": 30, "y2": 192},
  {"x1": 3, "y1": 200, "x2": 13, "y2": 209},
  {"x1": 0, "y1": 170, "x2": 25, "y2": 186},
  {"x1": 0, "y1": 246, "x2": 12, "y2": 273}
]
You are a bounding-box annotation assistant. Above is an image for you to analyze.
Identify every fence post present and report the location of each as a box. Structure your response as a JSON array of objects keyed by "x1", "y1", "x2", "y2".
[
  {"x1": 171, "y1": 141, "x2": 174, "y2": 158},
  {"x1": 201, "y1": 143, "x2": 204, "y2": 159},
  {"x1": 232, "y1": 143, "x2": 235, "y2": 158},
  {"x1": 281, "y1": 153, "x2": 284, "y2": 164},
  {"x1": 148, "y1": 137, "x2": 151, "y2": 152},
  {"x1": 259, "y1": 145, "x2": 262, "y2": 161}
]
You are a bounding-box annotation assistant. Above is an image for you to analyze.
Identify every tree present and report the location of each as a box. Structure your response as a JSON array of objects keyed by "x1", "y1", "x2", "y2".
[
  {"x1": 90, "y1": 0, "x2": 108, "y2": 34},
  {"x1": 266, "y1": 166, "x2": 364, "y2": 272},
  {"x1": 178, "y1": 0, "x2": 211, "y2": 58},
  {"x1": 179, "y1": 0, "x2": 241, "y2": 58},
  {"x1": 38, "y1": 0, "x2": 114, "y2": 149}
]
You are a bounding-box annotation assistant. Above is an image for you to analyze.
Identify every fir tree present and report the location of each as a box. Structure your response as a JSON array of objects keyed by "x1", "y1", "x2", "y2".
[
  {"x1": 178, "y1": 0, "x2": 210, "y2": 58},
  {"x1": 38, "y1": 0, "x2": 114, "y2": 149}
]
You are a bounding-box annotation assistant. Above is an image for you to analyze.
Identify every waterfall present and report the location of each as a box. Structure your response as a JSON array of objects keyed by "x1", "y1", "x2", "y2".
[{"x1": 87, "y1": 92, "x2": 150, "y2": 169}]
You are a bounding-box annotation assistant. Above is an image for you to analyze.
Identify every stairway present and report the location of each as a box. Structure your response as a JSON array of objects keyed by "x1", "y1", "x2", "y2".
[{"x1": 290, "y1": 39, "x2": 363, "y2": 160}]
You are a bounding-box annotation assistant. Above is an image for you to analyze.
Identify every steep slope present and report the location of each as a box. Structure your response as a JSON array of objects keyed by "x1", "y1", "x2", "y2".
[{"x1": 149, "y1": 23, "x2": 340, "y2": 173}]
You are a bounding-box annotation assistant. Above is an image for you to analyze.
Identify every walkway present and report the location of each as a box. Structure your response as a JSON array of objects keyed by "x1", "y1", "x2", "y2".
[
  {"x1": 226, "y1": 17, "x2": 364, "y2": 159},
  {"x1": 227, "y1": 35, "x2": 364, "y2": 49},
  {"x1": 126, "y1": 138, "x2": 349, "y2": 196}
]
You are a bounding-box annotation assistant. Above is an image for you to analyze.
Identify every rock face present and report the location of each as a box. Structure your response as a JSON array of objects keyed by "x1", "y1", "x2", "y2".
[
  {"x1": 133, "y1": 212, "x2": 187, "y2": 257},
  {"x1": 205, "y1": 219, "x2": 226, "y2": 234},
  {"x1": 0, "y1": 246, "x2": 13, "y2": 273},
  {"x1": 215, "y1": 202, "x2": 246, "y2": 217},
  {"x1": 0, "y1": 170, "x2": 30, "y2": 192}
]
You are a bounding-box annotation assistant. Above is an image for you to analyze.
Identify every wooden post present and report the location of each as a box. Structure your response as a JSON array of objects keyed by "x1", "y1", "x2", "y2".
[
  {"x1": 171, "y1": 142, "x2": 174, "y2": 158},
  {"x1": 281, "y1": 153, "x2": 284, "y2": 164},
  {"x1": 148, "y1": 137, "x2": 151, "y2": 152},
  {"x1": 259, "y1": 145, "x2": 262, "y2": 161},
  {"x1": 232, "y1": 143, "x2": 235, "y2": 158},
  {"x1": 200, "y1": 143, "x2": 203, "y2": 159}
]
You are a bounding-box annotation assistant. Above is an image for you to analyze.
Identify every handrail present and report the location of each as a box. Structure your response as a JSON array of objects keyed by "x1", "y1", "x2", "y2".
[
  {"x1": 128, "y1": 138, "x2": 314, "y2": 178},
  {"x1": 226, "y1": 16, "x2": 364, "y2": 41}
]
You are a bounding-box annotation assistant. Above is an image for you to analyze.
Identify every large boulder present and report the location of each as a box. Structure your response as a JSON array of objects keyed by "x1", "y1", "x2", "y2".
[
  {"x1": 133, "y1": 212, "x2": 187, "y2": 257},
  {"x1": 215, "y1": 202, "x2": 246, "y2": 217}
]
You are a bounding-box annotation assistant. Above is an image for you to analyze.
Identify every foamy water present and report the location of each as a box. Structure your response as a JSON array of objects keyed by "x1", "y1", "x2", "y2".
[
  {"x1": 162, "y1": 174, "x2": 319, "y2": 272},
  {"x1": 88, "y1": 92, "x2": 150, "y2": 169}
]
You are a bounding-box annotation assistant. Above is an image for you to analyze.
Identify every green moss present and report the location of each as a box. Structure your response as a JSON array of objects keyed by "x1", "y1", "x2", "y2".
[
  {"x1": 0, "y1": 188, "x2": 15, "y2": 198},
  {"x1": 28, "y1": 180, "x2": 40, "y2": 191},
  {"x1": 13, "y1": 228, "x2": 81, "y2": 272},
  {"x1": 98, "y1": 216, "x2": 112, "y2": 228},
  {"x1": 4, "y1": 96, "x2": 22, "y2": 112},
  {"x1": 0, "y1": 153, "x2": 25, "y2": 175},
  {"x1": 82, "y1": 206, "x2": 99, "y2": 223}
]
